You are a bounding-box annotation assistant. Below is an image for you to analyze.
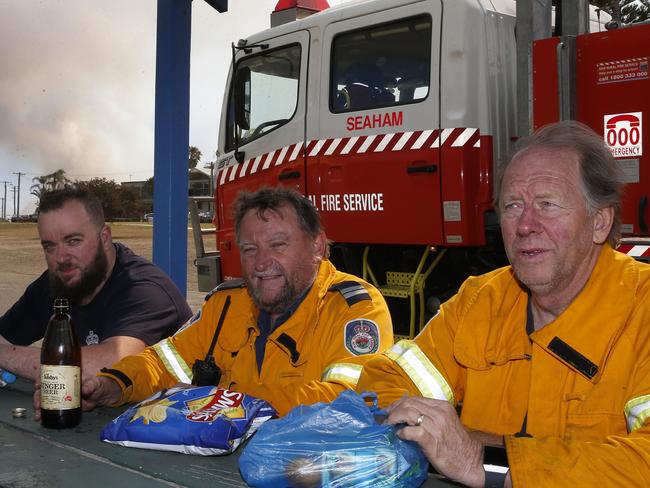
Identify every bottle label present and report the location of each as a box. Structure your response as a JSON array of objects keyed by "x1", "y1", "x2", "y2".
[{"x1": 40, "y1": 365, "x2": 81, "y2": 410}]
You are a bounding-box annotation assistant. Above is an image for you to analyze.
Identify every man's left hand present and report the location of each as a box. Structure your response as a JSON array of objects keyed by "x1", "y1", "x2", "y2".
[{"x1": 386, "y1": 396, "x2": 484, "y2": 488}]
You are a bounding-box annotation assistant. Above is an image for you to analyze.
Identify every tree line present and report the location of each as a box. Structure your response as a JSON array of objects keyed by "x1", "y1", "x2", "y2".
[
  {"x1": 30, "y1": 146, "x2": 210, "y2": 221},
  {"x1": 31, "y1": 169, "x2": 153, "y2": 221}
]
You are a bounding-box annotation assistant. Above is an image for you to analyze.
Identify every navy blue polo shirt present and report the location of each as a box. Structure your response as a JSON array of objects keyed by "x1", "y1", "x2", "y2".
[{"x1": 254, "y1": 287, "x2": 311, "y2": 373}]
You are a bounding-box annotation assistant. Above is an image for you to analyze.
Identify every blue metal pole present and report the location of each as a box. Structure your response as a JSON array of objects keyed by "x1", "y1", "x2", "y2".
[{"x1": 153, "y1": 0, "x2": 191, "y2": 294}]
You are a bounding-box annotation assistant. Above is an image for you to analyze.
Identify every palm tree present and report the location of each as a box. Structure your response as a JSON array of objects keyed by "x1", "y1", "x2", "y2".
[
  {"x1": 30, "y1": 175, "x2": 49, "y2": 201},
  {"x1": 591, "y1": 0, "x2": 650, "y2": 25},
  {"x1": 48, "y1": 169, "x2": 70, "y2": 189},
  {"x1": 31, "y1": 169, "x2": 71, "y2": 208},
  {"x1": 189, "y1": 146, "x2": 202, "y2": 169}
]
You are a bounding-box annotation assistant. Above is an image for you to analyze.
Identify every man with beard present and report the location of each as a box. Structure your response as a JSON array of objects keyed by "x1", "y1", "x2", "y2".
[
  {"x1": 78, "y1": 187, "x2": 392, "y2": 417},
  {"x1": 0, "y1": 187, "x2": 192, "y2": 382}
]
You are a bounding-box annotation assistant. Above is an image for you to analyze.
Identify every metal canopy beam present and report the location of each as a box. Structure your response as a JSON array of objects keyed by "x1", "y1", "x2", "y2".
[
  {"x1": 153, "y1": 0, "x2": 192, "y2": 294},
  {"x1": 152, "y1": 0, "x2": 228, "y2": 295}
]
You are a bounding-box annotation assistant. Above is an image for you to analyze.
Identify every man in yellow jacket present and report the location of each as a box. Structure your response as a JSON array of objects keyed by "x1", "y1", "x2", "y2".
[
  {"x1": 356, "y1": 121, "x2": 650, "y2": 487},
  {"x1": 77, "y1": 187, "x2": 392, "y2": 417}
]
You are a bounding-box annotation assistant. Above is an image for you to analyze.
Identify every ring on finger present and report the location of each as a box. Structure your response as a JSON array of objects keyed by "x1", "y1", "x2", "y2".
[{"x1": 416, "y1": 414, "x2": 425, "y2": 426}]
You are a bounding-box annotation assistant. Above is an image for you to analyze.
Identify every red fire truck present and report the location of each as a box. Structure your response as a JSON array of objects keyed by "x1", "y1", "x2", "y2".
[{"x1": 211, "y1": 0, "x2": 649, "y2": 338}]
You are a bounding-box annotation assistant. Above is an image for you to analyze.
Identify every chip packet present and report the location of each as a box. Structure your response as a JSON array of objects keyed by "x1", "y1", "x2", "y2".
[{"x1": 100, "y1": 385, "x2": 276, "y2": 455}]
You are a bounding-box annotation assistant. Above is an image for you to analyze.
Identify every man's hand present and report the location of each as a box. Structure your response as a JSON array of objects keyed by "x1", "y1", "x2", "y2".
[
  {"x1": 32, "y1": 375, "x2": 123, "y2": 422},
  {"x1": 386, "y1": 396, "x2": 484, "y2": 488},
  {"x1": 82, "y1": 376, "x2": 123, "y2": 410}
]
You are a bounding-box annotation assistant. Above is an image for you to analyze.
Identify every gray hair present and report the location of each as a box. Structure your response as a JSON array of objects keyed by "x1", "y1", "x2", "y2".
[{"x1": 494, "y1": 120, "x2": 624, "y2": 246}]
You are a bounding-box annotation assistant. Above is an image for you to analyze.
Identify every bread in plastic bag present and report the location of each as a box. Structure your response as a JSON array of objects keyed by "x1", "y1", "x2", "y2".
[
  {"x1": 101, "y1": 385, "x2": 276, "y2": 455},
  {"x1": 238, "y1": 390, "x2": 428, "y2": 487}
]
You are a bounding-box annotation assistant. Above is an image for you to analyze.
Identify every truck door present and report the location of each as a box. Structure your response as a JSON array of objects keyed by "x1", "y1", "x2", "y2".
[
  {"x1": 216, "y1": 31, "x2": 309, "y2": 277},
  {"x1": 310, "y1": 1, "x2": 442, "y2": 245}
]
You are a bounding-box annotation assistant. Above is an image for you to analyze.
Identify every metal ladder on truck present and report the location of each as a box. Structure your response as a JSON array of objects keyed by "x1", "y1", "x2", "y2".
[{"x1": 362, "y1": 246, "x2": 447, "y2": 341}]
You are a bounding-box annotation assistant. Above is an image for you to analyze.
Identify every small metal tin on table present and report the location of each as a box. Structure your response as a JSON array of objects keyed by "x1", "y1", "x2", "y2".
[{"x1": 11, "y1": 407, "x2": 26, "y2": 418}]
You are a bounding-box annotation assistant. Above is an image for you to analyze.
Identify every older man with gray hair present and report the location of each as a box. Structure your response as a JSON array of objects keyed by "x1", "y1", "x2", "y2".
[{"x1": 357, "y1": 121, "x2": 650, "y2": 487}]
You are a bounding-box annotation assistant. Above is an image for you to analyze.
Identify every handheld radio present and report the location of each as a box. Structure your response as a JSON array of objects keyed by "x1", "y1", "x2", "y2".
[{"x1": 192, "y1": 295, "x2": 231, "y2": 386}]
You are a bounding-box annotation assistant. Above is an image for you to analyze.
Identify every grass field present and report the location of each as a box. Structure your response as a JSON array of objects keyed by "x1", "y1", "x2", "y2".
[{"x1": 0, "y1": 221, "x2": 215, "y2": 315}]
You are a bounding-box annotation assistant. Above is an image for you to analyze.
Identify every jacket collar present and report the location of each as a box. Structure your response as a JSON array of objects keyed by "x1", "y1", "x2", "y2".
[
  {"x1": 454, "y1": 245, "x2": 639, "y2": 383},
  {"x1": 259, "y1": 259, "x2": 336, "y2": 366},
  {"x1": 530, "y1": 245, "x2": 638, "y2": 382}
]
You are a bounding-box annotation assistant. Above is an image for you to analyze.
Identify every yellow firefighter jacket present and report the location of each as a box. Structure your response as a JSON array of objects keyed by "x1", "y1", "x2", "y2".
[
  {"x1": 356, "y1": 245, "x2": 650, "y2": 486},
  {"x1": 99, "y1": 259, "x2": 392, "y2": 416}
]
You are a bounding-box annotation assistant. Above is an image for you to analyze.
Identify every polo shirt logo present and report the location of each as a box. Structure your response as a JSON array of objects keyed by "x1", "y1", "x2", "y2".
[{"x1": 86, "y1": 330, "x2": 100, "y2": 345}]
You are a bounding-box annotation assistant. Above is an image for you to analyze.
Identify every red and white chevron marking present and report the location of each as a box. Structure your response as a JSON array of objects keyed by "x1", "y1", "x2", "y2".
[
  {"x1": 597, "y1": 57, "x2": 648, "y2": 67},
  {"x1": 618, "y1": 243, "x2": 650, "y2": 259},
  {"x1": 218, "y1": 127, "x2": 480, "y2": 185}
]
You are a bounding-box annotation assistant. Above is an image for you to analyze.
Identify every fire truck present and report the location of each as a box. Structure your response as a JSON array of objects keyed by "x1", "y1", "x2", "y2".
[{"x1": 210, "y1": 0, "x2": 650, "y2": 339}]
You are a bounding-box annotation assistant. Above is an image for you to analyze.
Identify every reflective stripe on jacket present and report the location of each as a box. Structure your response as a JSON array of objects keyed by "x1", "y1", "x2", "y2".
[
  {"x1": 99, "y1": 259, "x2": 393, "y2": 416},
  {"x1": 357, "y1": 245, "x2": 650, "y2": 486},
  {"x1": 384, "y1": 340, "x2": 454, "y2": 403}
]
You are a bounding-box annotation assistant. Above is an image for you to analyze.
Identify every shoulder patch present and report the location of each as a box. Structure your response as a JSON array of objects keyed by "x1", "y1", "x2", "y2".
[
  {"x1": 204, "y1": 278, "x2": 246, "y2": 301},
  {"x1": 344, "y1": 319, "x2": 380, "y2": 355},
  {"x1": 329, "y1": 280, "x2": 371, "y2": 306}
]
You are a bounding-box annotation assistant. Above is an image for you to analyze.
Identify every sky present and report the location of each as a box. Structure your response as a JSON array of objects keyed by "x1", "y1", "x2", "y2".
[{"x1": 0, "y1": 0, "x2": 347, "y2": 215}]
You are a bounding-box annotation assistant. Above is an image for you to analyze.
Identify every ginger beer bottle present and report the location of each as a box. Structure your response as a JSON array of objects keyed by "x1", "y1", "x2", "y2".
[{"x1": 40, "y1": 298, "x2": 82, "y2": 429}]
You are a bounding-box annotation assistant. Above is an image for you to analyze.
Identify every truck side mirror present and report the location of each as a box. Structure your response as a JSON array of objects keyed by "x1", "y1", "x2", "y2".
[{"x1": 234, "y1": 66, "x2": 251, "y2": 131}]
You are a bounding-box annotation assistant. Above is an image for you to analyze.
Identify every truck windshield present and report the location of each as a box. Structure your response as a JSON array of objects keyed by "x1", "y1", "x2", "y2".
[{"x1": 226, "y1": 44, "x2": 301, "y2": 150}]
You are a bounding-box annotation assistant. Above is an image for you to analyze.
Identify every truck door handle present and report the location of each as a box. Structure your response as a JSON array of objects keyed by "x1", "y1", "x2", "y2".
[
  {"x1": 278, "y1": 170, "x2": 301, "y2": 181},
  {"x1": 407, "y1": 164, "x2": 437, "y2": 174}
]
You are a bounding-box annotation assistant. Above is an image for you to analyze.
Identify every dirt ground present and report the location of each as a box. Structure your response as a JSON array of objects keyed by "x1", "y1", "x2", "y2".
[{"x1": 0, "y1": 221, "x2": 215, "y2": 316}]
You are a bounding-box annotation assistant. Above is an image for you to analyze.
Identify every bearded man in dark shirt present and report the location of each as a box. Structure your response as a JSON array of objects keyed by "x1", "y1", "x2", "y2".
[{"x1": 0, "y1": 187, "x2": 192, "y2": 381}]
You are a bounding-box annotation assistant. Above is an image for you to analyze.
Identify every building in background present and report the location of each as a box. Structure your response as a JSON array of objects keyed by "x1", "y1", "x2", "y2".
[{"x1": 122, "y1": 167, "x2": 213, "y2": 221}]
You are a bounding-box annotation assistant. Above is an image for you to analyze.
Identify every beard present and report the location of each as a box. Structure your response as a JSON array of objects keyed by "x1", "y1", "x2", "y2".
[
  {"x1": 245, "y1": 272, "x2": 297, "y2": 316},
  {"x1": 49, "y1": 244, "x2": 109, "y2": 305}
]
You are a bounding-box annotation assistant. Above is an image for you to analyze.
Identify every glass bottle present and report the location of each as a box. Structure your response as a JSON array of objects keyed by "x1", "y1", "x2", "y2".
[{"x1": 40, "y1": 298, "x2": 82, "y2": 429}]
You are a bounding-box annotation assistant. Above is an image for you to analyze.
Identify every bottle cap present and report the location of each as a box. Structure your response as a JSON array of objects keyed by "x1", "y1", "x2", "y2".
[
  {"x1": 54, "y1": 298, "x2": 69, "y2": 310},
  {"x1": 11, "y1": 407, "x2": 26, "y2": 418}
]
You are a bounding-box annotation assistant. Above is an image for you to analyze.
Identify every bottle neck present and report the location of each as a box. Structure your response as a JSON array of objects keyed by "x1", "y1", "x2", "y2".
[{"x1": 53, "y1": 298, "x2": 70, "y2": 315}]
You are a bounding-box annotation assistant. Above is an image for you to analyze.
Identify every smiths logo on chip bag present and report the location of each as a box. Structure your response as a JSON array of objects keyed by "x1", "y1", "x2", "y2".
[
  {"x1": 185, "y1": 388, "x2": 245, "y2": 423},
  {"x1": 100, "y1": 385, "x2": 276, "y2": 456}
]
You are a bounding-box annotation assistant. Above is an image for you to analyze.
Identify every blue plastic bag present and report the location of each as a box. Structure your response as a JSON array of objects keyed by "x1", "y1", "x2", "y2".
[
  {"x1": 0, "y1": 369, "x2": 17, "y2": 387},
  {"x1": 101, "y1": 385, "x2": 276, "y2": 455},
  {"x1": 239, "y1": 390, "x2": 429, "y2": 487}
]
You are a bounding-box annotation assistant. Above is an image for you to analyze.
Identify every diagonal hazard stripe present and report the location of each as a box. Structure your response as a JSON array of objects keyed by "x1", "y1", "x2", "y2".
[{"x1": 216, "y1": 128, "x2": 483, "y2": 186}]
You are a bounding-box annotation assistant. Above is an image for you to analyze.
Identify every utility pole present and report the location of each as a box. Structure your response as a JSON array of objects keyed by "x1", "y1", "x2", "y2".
[
  {"x1": 204, "y1": 161, "x2": 215, "y2": 196},
  {"x1": 0, "y1": 181, "x2": 9, "y2": 220},
  {"x1": 13, "y1": 172, "x2": 25, "y2": 217},
  {"x1": 11, "y1": 185, "x2": 17, "y2": 218}
]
